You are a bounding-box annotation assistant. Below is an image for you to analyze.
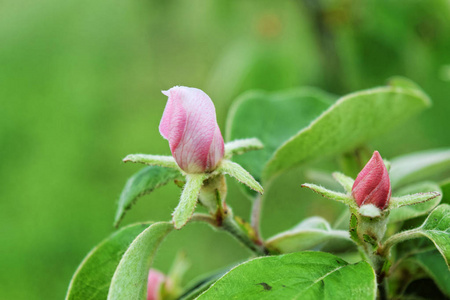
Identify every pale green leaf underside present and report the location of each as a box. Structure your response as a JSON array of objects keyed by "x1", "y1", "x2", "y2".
[
  {"x1": 66, "y1": 222, "x2": 153, "y2": 300},
  {"x1": 115, "y1": 166, "x2": 181, "y2": 227},
  {"x1": 264, "y1": 80, "x2": 430, "y2": 182},
  {"x1": 389, "y1": 148, "x2": 450, "y2": 188},
  {"x1": 218, "y1": 160, "x2": 263, "y2": 194},
  {"x1": 123, "y1": 154, "x2": 179, "y2": 169},
  {"x1": 172, "y1": 174, "x2": 206, "y2": 229},
  {"x1": 266, "y1": 217, "x2": 353, "y2": 253},
  {"x1": 197, "y1": 252, "x2": 376, "y2": 300},
  {"x1": 224, "y1": 138, "x2": 264, "y2": 159},
  {"x1": 389, "y1": 182, "x2": 442, "y2": 223},
  {"x1": 108, "y1": 222, "x2": 173, "y2": 300},
  {"x1": 332, "y1": 172, "x2": 354, "y2": 193},
  {"x1": 301, "y1": 183, "x2": 357, "y2": 210},
  {"x1": 226, "y1": 87, "x2": 336, "y2": 180},
  {"x1": 417, "y1": 204, "x2": 450, "y2": 267}
]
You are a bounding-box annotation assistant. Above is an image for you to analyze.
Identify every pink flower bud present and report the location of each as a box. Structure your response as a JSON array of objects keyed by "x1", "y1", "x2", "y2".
[
  {"x1": 352, "y1": 151, "x2": 391, "y2": 210},
  {"x1": 159, "y1": 86, "x2": 224, "y2": 173},
  {"x1": 147, "y1": 269, "x2": 165, "y2": 300}
]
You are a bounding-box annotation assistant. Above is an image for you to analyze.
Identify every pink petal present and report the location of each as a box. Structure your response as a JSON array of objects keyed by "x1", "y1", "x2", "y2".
[
  {"x1": 147, "y1": 269, "x2": 165, "y2": 300},
  {"x1": 352, "y1": 151, "x2": 391, "y2": 209},
  {"x1": 159, "y1": 86, "x2": 224, "y2": 173}
]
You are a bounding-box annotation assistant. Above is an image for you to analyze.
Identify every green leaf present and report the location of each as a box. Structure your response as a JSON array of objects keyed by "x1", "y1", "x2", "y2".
[
  {"x1": 389, "y1": 148, "x2": 450, "y2": 188},
  {"x1": 224, "y1": 138, "x2": 264, "y2": 159},
  {"x1": 123, "y1": 154, "x2": 179, "y2": 169},
  {"x1": 226, "y1": 87, "x2": 336, "y2": 180},
  {"x1": 417, "y1": 204, "x2": 450, "y2": 267},
  {"x1": 172, "y1": 174, "x2": 206, "y2": 229},
  {"x1": 264, "y1": 80, "x2": 431, "y2": 182},
  {"x1": 115, "y1": 166, "x2": 182, "y2": 227},
  {"x1": 266, "y1": 217, "x2": 353, "y2": 253},
  {"x1": 389, "y1": 182, "x2": 442, "y2": 223},
  {"x1": 332, "y1": 172, "x2": 354, "y2": 193},
  {"x1": 197, "y1": 252, "x2": 376, "y2": 300},
  {"x1": 66, "y1": 222, "x2": 153, "y2": 300},
  {"x1": 410, "y1": 250, "x2": 450, "y2": 296},
  {"x1": 218, "y1": 160, "x2": 263, "y2": 194},
  {"x1": 301, "y1": 183, "x2": 358, "y2": 210},
  {"x1": 108, "y1": 222, "x2": 173, "y2": 300}
]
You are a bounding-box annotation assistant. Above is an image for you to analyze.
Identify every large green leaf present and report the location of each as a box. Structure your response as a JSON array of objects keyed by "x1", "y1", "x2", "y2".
[
  {"x1": 115, "y1": 166, "x2": 181, "y2": 227},
  {"x1": 389, "y1": 182, "x2": 442, "y2": 223},
  {"x1": 266, "y1": 217, "x2": 353, "y2": 254},
  {"x1": 197, "y1": 252, "x2": 376, "y2": 300},
  {"x1": 264, "y1": 78, "x2": 430, "y2": 182},
  {"x1": 226, "y1": 87, "x2": 336, "y2": 180},
  {"x1": 108, "y1": 222, "x2": 173, "y2": 300},
  {"x1": 389, "y1": 148, "x2": 450, "y2": 188},
  {"x1": 410, "y1": 250, "x2": 450, "y2": 296},
  {"x1": 417, "y1": 204, "x2": 450, "y2": 267},
  {"x1": 66, "y1": 222, "x2": 152, "y2": 300}
]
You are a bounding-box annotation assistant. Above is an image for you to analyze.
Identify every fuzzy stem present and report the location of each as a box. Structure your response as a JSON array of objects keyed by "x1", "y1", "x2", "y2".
[
  {"x1": 380, "y1": 229, "x2": 422, "y2": 257},
  {"x1": 221, "y1": 210, "x2": 268, "y2": 256}
]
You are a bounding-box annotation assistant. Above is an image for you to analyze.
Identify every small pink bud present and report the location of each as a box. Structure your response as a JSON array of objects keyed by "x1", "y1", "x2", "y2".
[
  {"x1": 159, "y1": 86, "x2": 224, "y2": 173},
  {"x1": 147, "y1": 269, "x2": 165, "y2": 300},
  {"x1": 352, "y1": 151, "x2": 391, "y2": 210}
]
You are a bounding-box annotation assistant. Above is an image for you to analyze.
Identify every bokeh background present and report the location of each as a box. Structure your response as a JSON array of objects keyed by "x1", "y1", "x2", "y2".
[{"x1": 1, "y1": 1, "x2": 450, "y2": 299}]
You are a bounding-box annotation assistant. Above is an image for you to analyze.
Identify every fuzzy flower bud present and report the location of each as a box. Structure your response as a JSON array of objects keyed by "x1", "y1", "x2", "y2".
[
  {"x1": 352, "y1": 151, "x2": 391, "y2": 210},
  {"x1": 147, "y1": 269, "x2": 166, "y2": 300},
  {"x1": 159, "y1": 86, "x2": 224, "y2": 173}
]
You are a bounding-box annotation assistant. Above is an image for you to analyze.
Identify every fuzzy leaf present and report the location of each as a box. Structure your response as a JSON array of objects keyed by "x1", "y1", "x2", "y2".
[
  {"x1": 417, "y1": 204, "x2": 450, "y2": 267},
  {"x1": 66, "y1": 222, "x2": 153, "y2": 300},
  {"x1": 390, "y1": 148, "x2": 450, "y2": 188},
  {"x1": 332, "y1": 172, "x2": 355, "y2": 193},
  {"x1": 224, "y1": 138, "x2": 264, "y2": 159},
  {"x1": 197, "y1": 252, "x2": 376, "y2": 300},
  {"x1": 218, "y1": 160, "x2": 263, "y2": 194},
  {"x1": 266, "y1": 217, "x2": 353, "y2": 253},
  {"x1": 123, "y1": 154, "x2": 179, "y2": 169},
  {"x1": 301, "y1": 183, "x2": 358, "y2": 210},
  {"x1": 172, "y1": 174, "x2": 206, "y2": 229},
  {"x1": 115, "y1": 166, "x2": 181, "y2": 227},
  {"x1": 389, "y1": 182, "x2": 442, "y2": 223},
  {"x1": 264, "y1": 79, "x2": 431, "y2": 182},
  {"x1": 108, "y1": 222, "x2": 173, "y2": 300}
]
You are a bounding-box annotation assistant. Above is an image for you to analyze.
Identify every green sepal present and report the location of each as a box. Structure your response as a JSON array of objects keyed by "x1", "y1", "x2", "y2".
[
  {"x1": 389, "y1": 191, "x2": 441, "y2": 210},
  {"x1": 332, "y1": 172, "x2": 354, "y2": 194},
  {"x1": 123, "y1": 154, "x2": 179, "y2": 170},
  {"x1": 172, "y1": 174, "x2": 207, "y2": 229},
  {"x1": 301, "y1": 183, "x2": 358, "y2": 211},
  {"x1": 218, "y1": 160, "x2": 263, "y2": 194},
  {"x1": 224, "y1": 138, "x2": 264, "y2": 159}
]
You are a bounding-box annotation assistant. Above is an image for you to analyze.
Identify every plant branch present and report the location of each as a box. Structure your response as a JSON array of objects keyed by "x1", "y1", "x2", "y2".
[{"x1": 380, "y1": 229, "x2": 423, "y2": 257}]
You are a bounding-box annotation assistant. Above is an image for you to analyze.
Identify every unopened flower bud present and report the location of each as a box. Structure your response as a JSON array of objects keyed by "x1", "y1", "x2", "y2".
[
  {"x1": 352, "y1": 151, "x2": 391, "y2": 210},
  {"x1": 159, "y1": 86, "x2": 224, "y2": 173},
  {"x1": 147, "y1": 269, "x2": 166, "y2": 300}
]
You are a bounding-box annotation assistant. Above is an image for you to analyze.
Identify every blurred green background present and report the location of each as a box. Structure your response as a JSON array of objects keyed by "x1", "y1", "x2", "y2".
[{"x1": 1, "y1": 0, "x2": 450, "y2": 299}]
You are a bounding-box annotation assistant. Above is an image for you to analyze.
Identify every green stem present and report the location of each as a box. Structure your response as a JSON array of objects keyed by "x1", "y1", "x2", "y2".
[
  {"x1": 221, "y1": 210, "x2": 268, "y2": 256},
  {"x1": 381, "y1": 229, "x2": 422, "y2": 257}
]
